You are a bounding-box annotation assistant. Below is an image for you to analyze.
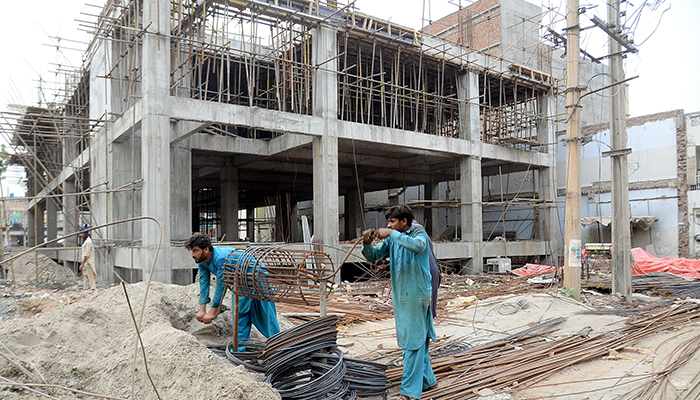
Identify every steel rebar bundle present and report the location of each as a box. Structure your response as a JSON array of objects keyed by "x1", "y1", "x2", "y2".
[
  {"x1": 616, "y1": 332, "x2": 700, "y2": 400},
  {"x1": 384, "y1": 301, "x2": 700, "y2": 400},
  {"x1": 223, "y1": 246, "x2": 335, "y2": 306}
]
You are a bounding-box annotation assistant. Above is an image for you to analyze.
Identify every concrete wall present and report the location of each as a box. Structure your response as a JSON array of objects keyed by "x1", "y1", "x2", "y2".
[
  {"x1": 556, "y1": 117, "x2": 680, "y2": 188},
  {"x1": 557, "y1": 112, "x2": 684, "y2": 257},
  {"x1": 583, "y1": 189, "x2": 679, "y2": 257},
  {"x1": 684, "y1": 112, "x2": 700, "y2": 257},
  {"x1": 496, "y1": 0, "x2": 612, "y2": 129},
  {"x1": 89, "y1": 39, "x2": 113, "y2": 122},
  {"x1": 111, "y1": 134, "x2": 143, "y2": 241},
  {"x1": 499, "y1": 0, "x2": 541, "y2": 65}
]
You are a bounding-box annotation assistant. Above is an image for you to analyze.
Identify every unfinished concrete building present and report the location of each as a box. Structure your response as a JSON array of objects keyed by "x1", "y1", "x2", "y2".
[
  {"x1": 6, "y1": 0, "x2": 563, "y2": 284},
  {"x1": 424, "y1": 0, "x2": 612, "y2": 129}
]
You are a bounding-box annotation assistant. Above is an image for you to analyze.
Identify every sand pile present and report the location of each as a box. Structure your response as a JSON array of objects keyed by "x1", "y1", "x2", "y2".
[
  {"x1": 0, "y1": 281, "x2": 281, "y2": 400},
  {"x1": 6, "y1": 252, "x2": 77, "y2": 287}
]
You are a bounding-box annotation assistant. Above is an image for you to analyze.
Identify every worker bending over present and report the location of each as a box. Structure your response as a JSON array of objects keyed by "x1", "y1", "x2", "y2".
[
  {"x1": 362, "y1": 205, "x2": 437, "y2": 400},
  {"x1": 185, "y1": 232, "x2": 280, "y2": 349}
]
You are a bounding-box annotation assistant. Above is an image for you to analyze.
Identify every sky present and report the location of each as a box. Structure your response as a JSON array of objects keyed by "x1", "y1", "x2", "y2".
[{"x1": 0, "y1": 0, "x2": 697, "y2": 196}]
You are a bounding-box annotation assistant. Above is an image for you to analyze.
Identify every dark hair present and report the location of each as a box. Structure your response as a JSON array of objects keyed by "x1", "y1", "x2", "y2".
[
  {"x1": 184, "y1": 232, "x2": 213, "y2": 251},
  {"x1": 385, "y1": 205, "x2": 414, "y2": 225}
]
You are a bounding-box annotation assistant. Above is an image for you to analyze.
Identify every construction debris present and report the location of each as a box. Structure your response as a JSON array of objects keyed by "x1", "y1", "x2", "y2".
[{"x1": 380, "y1": 300, "x2": 700, "y2": 400}]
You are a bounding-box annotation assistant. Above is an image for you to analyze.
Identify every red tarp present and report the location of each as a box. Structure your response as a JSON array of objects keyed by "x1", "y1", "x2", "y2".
[
  {"x1": 510, "y1": 248, "x2": 700, "y2": 279},
  {"x1": 631, "y1": 248, "x2": 700, "y2": 279},
  {"x1": 510, "y1": 263, "x2": 560, "y2": 277}
]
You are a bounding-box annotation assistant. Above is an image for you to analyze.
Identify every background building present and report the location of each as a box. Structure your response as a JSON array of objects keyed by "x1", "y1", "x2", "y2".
[{"x1": 557, "y1": 110, "x2": 689, "y2": 258}]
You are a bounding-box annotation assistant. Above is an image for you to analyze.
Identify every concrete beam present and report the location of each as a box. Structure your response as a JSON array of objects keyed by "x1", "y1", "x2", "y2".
[
  {"x1": 337, "y1": 121, "x2": 470, "y2": 156},
  {"x1": 482, "y1": 143, "x2": 552, "y2": 168},
  {"x1": 268, "y1": 133, "x2": 314, "y2": 155},
  {"x1": 169, "y1": 97, "x2": 325, "y2": 137},
  {"x1": 433, "y1": 240, "x2": 548, "y2": 260},
  {"x1": 171, "y1": 120, "x2": 212, "y2": 144},
  {"x1": 109, "y1": 101, "x2": 143, "y2": 144},
  {"x1": 186, "y1": 132, "x2": 269, "y2": 156},
  {"x1": 27, "y1": 148, "x2": 90, "y2": 209}
]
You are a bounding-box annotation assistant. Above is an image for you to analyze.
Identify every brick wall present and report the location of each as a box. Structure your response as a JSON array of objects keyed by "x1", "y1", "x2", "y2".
[
  {"x1": 676, "y1": 113, "x2": 689, "y2": 257},
  {"x1": 422, "y1": 0, "x2": 501, "y2": 56}
]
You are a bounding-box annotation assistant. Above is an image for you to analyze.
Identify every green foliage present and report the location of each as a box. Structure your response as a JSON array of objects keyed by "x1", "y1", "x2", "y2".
[
  {"x1": 558, "y1": 286, "x2": 576, "y2": 298},
  {"x1": 0, "y1": 144, "x2": 8, "y2": 176}
]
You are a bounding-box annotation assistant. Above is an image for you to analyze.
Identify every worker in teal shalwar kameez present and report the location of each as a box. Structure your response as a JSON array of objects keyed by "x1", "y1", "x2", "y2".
[
  {"x1": 362, "y1": 205, "x2": 437, "y2": 400},
  {"x1": 184, "y1": 233, "x2": 280, "y2": 350}
]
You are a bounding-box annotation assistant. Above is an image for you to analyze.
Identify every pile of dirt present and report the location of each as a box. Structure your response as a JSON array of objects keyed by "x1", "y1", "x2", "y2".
[
  {"x1": 0, "y1": 282, "x2": 282, "y2": 400},
  {"x1": 6, "y1": 252, "x2": 77, "y2": 288}
]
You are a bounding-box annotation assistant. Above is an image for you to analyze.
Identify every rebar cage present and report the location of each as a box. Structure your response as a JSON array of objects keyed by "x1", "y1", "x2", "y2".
[{"x1": 223, "y1": 246, "x2": 335, "y2": 306}]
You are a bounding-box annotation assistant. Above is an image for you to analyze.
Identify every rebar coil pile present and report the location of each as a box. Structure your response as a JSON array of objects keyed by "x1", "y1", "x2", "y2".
[
  {"x1": 223, "y1": 246, "x2": 335, "y2": 306},
  {"x1": 222, "y1": 316, "x2": 389, "y2": 399}
]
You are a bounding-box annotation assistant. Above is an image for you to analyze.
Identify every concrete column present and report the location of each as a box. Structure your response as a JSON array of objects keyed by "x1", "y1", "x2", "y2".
[
  {"x1": 425, "y1": 180, "x2": 440, "y2": 237},
  {"x1": 36, "y1": 201, "x2": 46, "y2": 245},
  {"x1": 312, "y1": 25, "x2": 339, "y2": 265},
  {"x1": 170, "y1": 145, "x2": 192, "y2": 242},
  {"x1": 63, "y1": 179, "x2": 78, "y2": 249},
  {"x1": 275, "y1": 194, "x2": 293, "y2": 242},
  {"x1": 537, "y1": 93, "x2": 561, "y2": 263},
  {"x1": 290, "y1": 202, "x2": 300, "y2": 242},
  {"x1": 344, "y1": 179, "x2": 364, "y2": 240},
  {"x1": 27, "y1": 206, "x2": 36, "y2": 247},
  {"x1": 220, "y1": 167, "x2": 239, "y2": 241},
  {"x1": 246, "y1": 207, "x2": 255, "y2": 241},
  {"x1": 458, "y1": 71, "x2": 483, "y2": 273},
  {"x1": 141, "y1": 0, "x2": 172, "y2": 283},
  {"x1": 192, "y1": 205, "x2": 200, "y2": 234},
  {"x1": 46, "y1": 196, "x2": 58, "y2": 247}
]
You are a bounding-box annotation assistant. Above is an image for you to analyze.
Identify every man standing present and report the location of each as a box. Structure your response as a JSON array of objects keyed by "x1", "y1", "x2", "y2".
[
  {"x1": 79, "y1": 225, "x2": 97, "y2": 290},
  {"x1": 362, "y1": 205, "x2": 437, "y2": 400},
  {"x1": 184, "y1": 232, "x2": 280, "y2": 349}
]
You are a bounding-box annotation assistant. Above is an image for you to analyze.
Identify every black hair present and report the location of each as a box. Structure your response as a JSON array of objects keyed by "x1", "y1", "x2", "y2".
[
  {"x1": 184, "y1": 232, "x2": 213, "y2": 251},
  {"x1": 385, "y1": 205, "x2": 414, "y2": 225}
]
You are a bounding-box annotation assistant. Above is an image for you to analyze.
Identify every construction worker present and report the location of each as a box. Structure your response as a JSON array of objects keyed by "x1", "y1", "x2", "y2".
[
  {"x1": 79, "y1": 225, "x2": 97, "y2": 290},
  {"x1": 362, "y1": 205, "x2": 437, "y2": 400},
  {"x1": 184, "y1": 232, "x2": 280, "y2": 350}
]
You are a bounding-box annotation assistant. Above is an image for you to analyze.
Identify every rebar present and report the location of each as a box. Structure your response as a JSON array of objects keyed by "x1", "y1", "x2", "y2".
[{"x1": 223, "y1": 246, "x2": 335, "y2": 306}]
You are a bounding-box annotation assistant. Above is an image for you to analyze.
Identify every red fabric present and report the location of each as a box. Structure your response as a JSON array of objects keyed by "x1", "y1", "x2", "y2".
[
  {"x1": 631, "y1": 248, "x2": 700, "y2": 279},
  {"x1": 510, "y1": 263, "x2": 560, "y2": 277}
]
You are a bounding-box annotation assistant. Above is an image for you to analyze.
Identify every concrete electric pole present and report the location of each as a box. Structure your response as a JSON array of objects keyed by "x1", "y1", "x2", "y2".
[
  {"x1": 563, "y1": 0, "x2": 582, "y2": 300},
  {"x1": 607, "y1": 0, "x2": 632, "y2": 300}
]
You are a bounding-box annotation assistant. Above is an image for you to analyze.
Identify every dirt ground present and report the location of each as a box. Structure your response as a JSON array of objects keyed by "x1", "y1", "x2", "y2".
[
  {"x1": 340, "y1": 293, "x2": 700, "y2": 400},
  {"x1": 1, "y1": 253, "x2": 699, "y2": 400}
]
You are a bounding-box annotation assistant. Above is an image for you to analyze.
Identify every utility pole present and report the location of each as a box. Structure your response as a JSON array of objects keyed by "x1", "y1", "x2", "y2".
[
  {"x1": 607, "y1": 0, "x2": 632, "y2": 300},
  {"x1": 563, "y1": 0, "x2": 582, "y2": 300}
]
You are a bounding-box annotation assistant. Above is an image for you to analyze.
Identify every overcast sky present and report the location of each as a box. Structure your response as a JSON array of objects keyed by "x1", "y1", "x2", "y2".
[{"x1": 0, "y1": 0, "x2": 697, "y2": 196}]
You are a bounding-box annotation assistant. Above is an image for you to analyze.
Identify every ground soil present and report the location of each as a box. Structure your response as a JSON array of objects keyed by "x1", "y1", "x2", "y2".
[
  {"x1": 340, "y1": 292, "x2": 700, "y2": 400},
  {"x1": 0, "y1": 253, "x2": 287, "y2": 399},
  {"x1": 1, "y1": 254, "x2": 699, "y2": 400}
]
